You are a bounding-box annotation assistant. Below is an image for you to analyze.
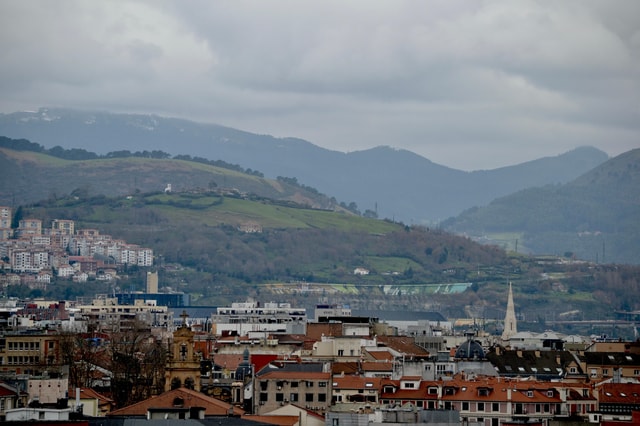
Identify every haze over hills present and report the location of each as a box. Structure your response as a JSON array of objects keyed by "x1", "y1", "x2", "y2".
[
  {"x1": 442, "y1": 149, "x2": 640, "y2": 265},
  {"x1": 0, "y1": 107, "x2": 609, "y2": 223}
]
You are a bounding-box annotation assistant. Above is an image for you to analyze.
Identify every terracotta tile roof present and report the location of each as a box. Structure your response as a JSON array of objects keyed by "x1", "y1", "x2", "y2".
[
  {"x1": 213, "y1": 353, "x2": 244, "y2": 370},
  {"x1": 68, "y1": 387, "x2": 113, "y2": 406},
  {"x1": 598, "y1": 382, "x2": 640, "y2": 404},
  {"x1": 241, "y1": 415, "x2": 299, "y2": 425},
  {"x1": 361, "y1": 361, "x2": 393, "y2": 372},
  {"x1": 332, "y1": 376, "x2": 382, "y2": 390},
  {"x1": 307, "y1": 323, "x2": 344, "y2": 340},
  {"x1": 331, "y1": 362, "x2": 359, "y2": 375},
  {"x1": 381, "y1": 380, "x2": 439, "y2": 401},
  {"x1": 376, "y1": 336, "x2": 430, "y2": 358},
  {"x1": 107, "y1": 387, "x2": 244, "y2": 417},
  {"x1": 0, "y1": 382, "x2": 19, "y2": 397},
  {"x1": 366, "y1": 350, "x2": 394, "y2": 361}
]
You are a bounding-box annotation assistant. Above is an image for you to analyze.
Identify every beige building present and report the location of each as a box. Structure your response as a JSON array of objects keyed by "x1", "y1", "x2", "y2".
[
  {"x1": 165, "y1": 312, "x2": 201, "y2": 392},
  {"x1": 50, "y1": 219, "x2": 75, "y2": 236},
  {"x1": 254, "y1": 369, "x2": 331, "y2": 415},
  {"x1": 0, "y1": 331, "x2": 63, "y2": 377}
]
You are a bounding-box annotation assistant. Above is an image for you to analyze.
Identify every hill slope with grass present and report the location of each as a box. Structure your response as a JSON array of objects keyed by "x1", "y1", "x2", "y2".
[{"x1": 0, "y1": 141, "x2": 338, "y2": 211}]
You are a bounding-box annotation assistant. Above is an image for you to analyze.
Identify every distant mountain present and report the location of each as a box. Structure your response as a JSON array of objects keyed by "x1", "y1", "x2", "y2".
[
  {"x1": 0, "y1": 107, "x2": 609, "y2": 222},
  {"x1": 442, "y1": 149, "x2": 640, "y2": 264}
]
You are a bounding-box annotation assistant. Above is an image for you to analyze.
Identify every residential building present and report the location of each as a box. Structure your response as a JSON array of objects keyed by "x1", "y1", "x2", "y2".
[
  {"x1": 254, "y1": 362, "x2": 331, "y2": 415},
  {"x1": 210, "y1": 301, "x2": 307, "y2": 336}
]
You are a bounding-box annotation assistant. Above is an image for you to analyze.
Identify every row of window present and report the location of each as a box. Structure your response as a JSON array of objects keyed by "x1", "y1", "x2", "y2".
[
  {"x1": 260, "y1": 381, "x2": 327, "y2": 390},
  {"x1": 259, "y1": 392, "x2": 327, "y2": 403},
  {"x1": 6, "y1": 341, "x2": 42, "y2": 351},
  {"x1": 4, "y1": 355, "x2": 41, "y2": 365}
]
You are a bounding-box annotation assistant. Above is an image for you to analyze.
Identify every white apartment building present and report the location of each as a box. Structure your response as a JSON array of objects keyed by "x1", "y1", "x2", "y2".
[{"x1": 211, "y1": 301, "x2": 307, "y2": 336}]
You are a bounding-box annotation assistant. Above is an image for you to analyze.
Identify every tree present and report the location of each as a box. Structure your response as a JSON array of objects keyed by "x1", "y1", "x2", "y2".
[
  {"x1": 11, "y1": 206, "x2": 23, "y2": 229},
  {"x1": 109, "y1": 321, "x2": 166, "y2": 407}
]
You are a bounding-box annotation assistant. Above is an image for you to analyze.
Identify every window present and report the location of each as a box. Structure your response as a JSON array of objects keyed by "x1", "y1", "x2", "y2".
[
  {"x1": 337, "y1": 349, "x2": 344, "y2": 356},
  {"x1": 260, "y1": 382, "x2": 268, "y2": 391},
  {"x1": 428, "y1": 387, "x2": 438, "y2": 395},
  {"x1": 318, "y1": 393, "x2": 326, "y2": 402},
  {"x1": 405, "y1": 382, "x2": 415, "y2": 388},
  {"x1": 462, "y1": 402, "x2": 469, "y2": 411},
  {"x1": 492, "y1": 403, "x2": 499, "y2": 412},
  {"x1": 290, "y1": 393, "x2": 298, "y2": 402},
  {"x1": 319, "y1": 382, "x2": 327, "y2": 388},
  {"x1": 306, "y1": 393, "x2": 314, "y2": 402},
  {"x1": 306, "y1": 381, "x2": 314, "y2": 387},
  {"x1": 527, "y1": 391, "x2": 534, "y2": 397},
  {"x1": 477, "y1": 402, "x2": 485, "y2": 412},
  {"x1": 634, "y1": 370, "x2": 640, "y2": 376},
  {"x1": 259, "y1": 392, "x2": 268, "y2": 402},
  {"x1": 602, "y1": 369, "x2": 609, "y2": 376},
  {"x1": 290, "y1": 381, "x2": 299, "y2": 388},
  {"x1": 276, "y1": 393, "x2": 284, "y2": 402}
]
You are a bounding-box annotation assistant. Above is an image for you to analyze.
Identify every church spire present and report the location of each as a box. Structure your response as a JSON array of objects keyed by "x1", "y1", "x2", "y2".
[{"x1": 502, "y1": 282, "x2": 517, "y2": 341}]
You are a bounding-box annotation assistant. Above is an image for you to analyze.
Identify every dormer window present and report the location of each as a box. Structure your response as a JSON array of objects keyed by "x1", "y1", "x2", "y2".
[
  {"x1": 547, "y1": 390, "x2": 554, "y2": 397},
  {"x1": 478, "y1": 388, "x2": 490, "y2": 397},
  {"x1": 527, "y1": 391, "x2": 534, "y2": 397},
  {"x1": 428, "y1": 387, "x2": 438, "y2": 395},
  {"x1": 444, "y1": 387, "x2": 455, "y2": 395}
]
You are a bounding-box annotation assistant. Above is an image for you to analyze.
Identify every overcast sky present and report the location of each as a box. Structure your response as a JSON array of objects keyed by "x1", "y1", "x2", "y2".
[{"x1": 1, "y1": 1, "x2": 638, "y2": 171}]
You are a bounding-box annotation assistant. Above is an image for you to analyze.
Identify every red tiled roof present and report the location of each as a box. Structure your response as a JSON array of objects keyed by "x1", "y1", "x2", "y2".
[
  {"x1": 107, "y1": 387, "x2": 244, "y2": 417},
  {"x1": 361, "y1": 362, "x2": 393, "y2": 372},
  {"x1": 598, "y1": 382, "x2": 640, "y2": 405},
  {"x1": 376, "y1": 336, "x2": 429, "y2": 357},
  {"x1": 367, "y1": 350, "x2": 394, "y2": 361},
  {"x1": 332, "y1": 376, "x2": 382, "y2": 390},
  {"x1": 241, "y1": 415, "x2": 299, "y2": 425},
  {"x1": 68, "y1": 387, "x2": 113, "y2": 406}
]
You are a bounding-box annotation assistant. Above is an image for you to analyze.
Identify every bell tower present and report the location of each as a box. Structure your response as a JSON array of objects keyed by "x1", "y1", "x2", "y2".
[
  {"x1": 165, "y1": 310, "x2": 201, "y2": 392},
  {"x1": 501, "y1": 282, "x2": 518, "y2": 341}
]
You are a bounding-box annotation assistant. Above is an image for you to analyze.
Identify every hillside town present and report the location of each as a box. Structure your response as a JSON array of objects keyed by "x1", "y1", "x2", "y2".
[{"x1": 0, "y1": 211, "x2": 639, "y2": 425}]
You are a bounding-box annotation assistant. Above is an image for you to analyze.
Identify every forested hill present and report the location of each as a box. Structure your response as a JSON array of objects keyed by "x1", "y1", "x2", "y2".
[{"x1": 442, "y1": 148, "x2": 640, "y2": 265}]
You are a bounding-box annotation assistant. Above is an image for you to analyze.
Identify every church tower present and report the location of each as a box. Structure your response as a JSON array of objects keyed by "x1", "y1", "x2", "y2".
[
  {"x1": 165, "y1": 310, "x2": 201, "y2": 392},
  {"x1": 501, "y1": 282, "x2": 518, "y2": 341}
]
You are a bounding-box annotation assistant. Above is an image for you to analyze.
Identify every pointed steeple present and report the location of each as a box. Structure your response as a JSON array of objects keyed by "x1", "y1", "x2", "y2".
[{"x1": 502, "y1": 282, "x2": 517, "y2": 341}]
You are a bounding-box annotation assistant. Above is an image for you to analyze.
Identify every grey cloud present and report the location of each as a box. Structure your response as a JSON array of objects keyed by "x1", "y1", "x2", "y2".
[{"x1": 0, "y1": 0, "x2": 638, "y2": 170}]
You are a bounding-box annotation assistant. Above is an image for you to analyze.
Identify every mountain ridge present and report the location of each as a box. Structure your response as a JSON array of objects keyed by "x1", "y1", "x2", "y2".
[
  {"x1": 0, "y1": 107, "x2": 609, "y2": 222},
  {"x1": 442, "y1": 149, "x2": 640, "y2": 264}
]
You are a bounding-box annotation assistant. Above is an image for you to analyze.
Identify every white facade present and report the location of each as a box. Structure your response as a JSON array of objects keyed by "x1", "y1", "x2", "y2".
[
  {"x1": 211, "y1": 301, "x2": 307, "y2": 336},
  {"x1": 5, "y1": 407, "x2": 71, "y2": 421}
]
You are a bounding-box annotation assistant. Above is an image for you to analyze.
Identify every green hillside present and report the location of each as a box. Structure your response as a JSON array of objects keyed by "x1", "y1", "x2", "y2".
[
  {"x1": 0, "y1": 144, "x2": 339, "y2": 211},
  {"x1": 443, "y1": 149, "x2": 640, "y2": 264},
  {"x1": 12, "y1": 190, "x2": 640, "y2": 339}
]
